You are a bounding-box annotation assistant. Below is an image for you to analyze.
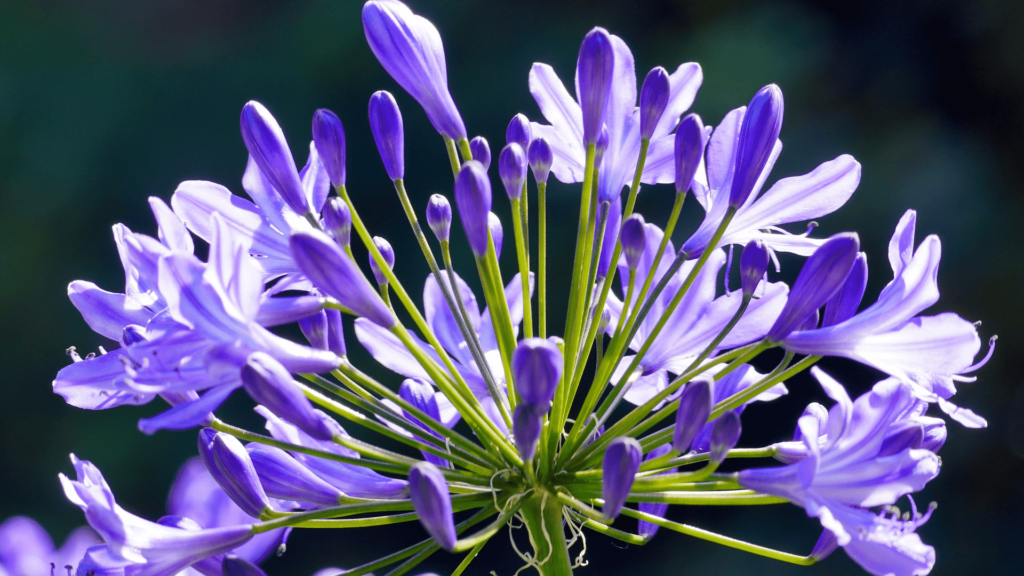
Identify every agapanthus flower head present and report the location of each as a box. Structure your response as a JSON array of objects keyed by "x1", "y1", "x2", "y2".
[
  {"x1": 469, "y1": 136, "x2": 491, "y2": 170},
  {"x1": 673, "y1": 113, "x2": 705, "y2": 195},
  {"x1": 240, "y1": 101, "x2": 312, "y2": 218},
  {"x1": 369, "y1": 236, "x2": 396, "y2": 286},
  {"x1": 408, "y1": 462, "x2": 457, "y2": 551},
  {"x1": 506, "y1": 113, "x2": 532, "y2": 150},
  {"x1": 639, "y1": 66, "x2": 671, "y2": 141},
  {"x1": 527, "y1": 137, "x2": 553, "y2": 184},
  {"x1": 729, "y1": 84, "x2": 784, "y2": 208},
  {"x1": 425, "y1": 193, "x2": 452, "y2": 242},
  {"x1": 499, "y1": 143, "x2": 528, "y2": 200},
  {"x1": 577, "y1": 27, "x2": 615, "y2": 145},
  {"x1": 454, "y1": 160, "x2": 492, "y2": 257},
  {"x1": 369, "y1": 90, "x2": 405, "y2": 181},
  {"x1": 511, "y1": 337, "x2": 563, "y2": 411},
  {"x1": 323, "y1": 197, "x2": 352, "y2": 248},
  {"x1": 740, "y1": 239, "x2": 770, "y2": 297},
  {"x1": 362, "y1": 0, "x2": 467, "y2": 139},
  {"x1": 312, "y1": 108, "x2": 346, "y2": 187},
  {"x1": 619, "y1": 213, "x2": 647, "y2": 271},
  {"x1": 602, "y1": 437, "x2": 641, "y2": 519}
]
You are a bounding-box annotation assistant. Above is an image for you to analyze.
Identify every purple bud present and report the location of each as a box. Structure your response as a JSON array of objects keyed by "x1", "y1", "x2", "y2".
[
  {"x1": 810, "y1": 529, "x2": 839, "y2": 561},
  {"x1": 499, "y1": 143, "x2": 527, "y2": 200},
  {"x1": 602, "y1": 437, "x2": 641, "y2": 519},
  {"x1": 223, "y1": 555, "x2": 267, "y2": 576},
  {"x1": 291, "y1": 230, "x2": 396, "y2": 328},
  {"x1": 708, "y1": 411, "x2": 742, "y2": 465},
  {"x1": 312, "y1": 108, "x2": 346, "y2": 187},
  {"x1": 369, "y1": 90, "x2": 405, "y2": 181},
  {"x1": 528, "y1": 137, "x2": 553, "y2": 185},
  {"x1": 513, "y1": 405, "x2": 543, "y2": 461},
  {"x1": 506, "y1": 113, "x2": 532, "y2": 150},
  {"x1": 739, "y1": 240, "x2": 770, "y2": 296},
  {"x1": 674, "y1": 113, "x2": 705, "y2": 194},
  {"x1": 488, "y1": 212, "x2": 504, "y2": 259},
  {"x1": 408, "y1": 462, "x2": 457, "y2": 551},
  {"x1": 242, "y1": 352, "x2": 335, "y2": 441},
  {"x1": 247, "y1": 443, "x2": 343, "y2": 507},
  {"x1": 369, "y1": 236, "x2": 395, "y2": 286},
  {"x1": 821, "y1": 252, "x2": 867, "y2": 327},
  {"x1": 767, "y1": 233, "x2": 860, "y2": 342},
  {"x1": 454, "y1": 161, "x2": 492, "y2": 258},
  {"x1": 639, "y1": 67, "x2": 671, "y2": 141},
  {"x1": 400, "y1": 379, "x2": 449, "y2": 469},
  {"x1": 240, "y1": 101, "x2": 310, "y2": 217},
  {"x1": 512, "y1": 338, "x2": 563, "y2": 411},
  {"x1": 323, "y1": 197, "x2": 352, "y2": 248},
  {"x1": 619, "y1": 214, "x2": 647, "y2": 270},
  {"x1": 594, "y1": 124, "x2": 610, "y2": 169},
  {"x1": 362, "y1": 0, "x2": 467, "y2": 140},
  {"x1": 122, "y1": 325, "x2": 145, "y2": 346},
  {"x1": 326, "y1": 308, "x2": 347, "y2": 357},
  {"x1": 469, "y1": 136, "x2": 491, "y2": 170},
  {"x1": 673, "y1": 378, "x2": 712, "y2": 453},
  {"x1": 198, "y1": 428, "x2": 270, "y2": 518},
  {"x1": 426, "y1": 194, "x2": 453, "y2": 242},
  {"x1": 729, "y1": 85, "x2": 784, "y2": 208},
  {"x1": 577, "y1": 27, "x2": 615, "y2": 145},
  {"x1": 299, "y1": 310, "x2": 328, "y2": 350}
]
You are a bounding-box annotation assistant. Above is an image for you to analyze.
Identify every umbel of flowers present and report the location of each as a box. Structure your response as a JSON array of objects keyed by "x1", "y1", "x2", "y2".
[{"x1": 42, "y1": 1, "x2": 994, "y2": 575}]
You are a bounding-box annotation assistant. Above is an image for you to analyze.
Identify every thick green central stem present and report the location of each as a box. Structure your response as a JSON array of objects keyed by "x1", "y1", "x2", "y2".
[{"x1": 521, "y1": 492, "x2": 574, "y2": 576}]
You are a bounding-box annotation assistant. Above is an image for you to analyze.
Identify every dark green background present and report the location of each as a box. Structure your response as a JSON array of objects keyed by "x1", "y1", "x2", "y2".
[{"x1": 1, "y1": 0, "x2": 1021, "y2": 574}]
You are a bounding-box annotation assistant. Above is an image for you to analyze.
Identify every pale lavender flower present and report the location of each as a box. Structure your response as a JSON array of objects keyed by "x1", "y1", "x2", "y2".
[{"x1": 0, "y1": 516, "x2": 98, "y2": 576}]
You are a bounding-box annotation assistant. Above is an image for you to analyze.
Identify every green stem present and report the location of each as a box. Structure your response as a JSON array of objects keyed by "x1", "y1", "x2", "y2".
[
  {"x1": 521, "y1": 491, "x2": 574, "y2": 576},
  {"x1": 568, "y1": 511, "x2": 648, "y2": 545},
  {"x1": 444, "y1": 135, "x2": 461, "y2": 175},
  {"x1": 450, "y1": 538, "x2": 489, "y2": 576},
  {"x1": 511, "y1": 196, "x2": 533, "y2": 338},
  {"x1": 538, "y1": 180, "x2": 548, "y2": 337}
]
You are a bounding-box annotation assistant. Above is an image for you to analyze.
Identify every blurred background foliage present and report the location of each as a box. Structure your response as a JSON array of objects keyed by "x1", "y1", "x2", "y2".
[{"x1": 0, "y1": 0, "x2": 1021, "y2": 574}]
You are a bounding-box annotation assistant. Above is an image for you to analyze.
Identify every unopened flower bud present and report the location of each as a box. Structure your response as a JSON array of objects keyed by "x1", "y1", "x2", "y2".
[
  {"x1": 577, "y1": 27, "x2": 615, "y2": 145},
  {"x1": 240, "y1": 101, "x2": 310, "y2": 218},
  {"x1": 242, "y1": 352, "x2": 335, "y2": 441},
  {"x1": 408, "y1": 462, "x2": 457, "y2": 551},
  {"x1": 619, "y1": 214, "x2": 647, "y2": 271},
  {"x1": 513, "y1": 404, "x2": 543, "y2": 461},
  {"x1": 198, "y1": 428, "x2": 271, "y2": 518},
  {"x1": 506, "y1": 113, "x2": 532, "y2": 150},
  {"x1": 469, "y1": 136, "x2": 491, "y2": 170},
  {"x1": 639, "y1": 67, "x2": 671, "y2": 141},
  {"x1": 512, "y1": 338, "x2": 563, "y2": 412},
  {"x1": 708, "y1": 411, "x2": 742, "y2": 466},
  {"x1": 499, "y1": 143, "x2": 527, "y2": 200},
  {"x1": 674, "y1": 113, "x2": 705, "y2": 195},
  {"x1": 740, "y1": 239, "x2": 770, "y2": 296},
  {"x1": 528, "y1": 137, "x2": 553, "y2": 185},
  {"x1": 368, "y1": 90, "x2": 404, "y2": 181},
  {"x1": 323, "y1": 197, "x2": 352, "y2": 248},
  {"x1": 674, "y1": 378, "x2": 712, "y2": 453},
  {"x1": 454, "y1": 160, "x2": 492, "y2": 258},
  {"x1": 299, "y1": 310, "x2": 328, "y2": 351},
  {"x1": 602, "y1": 437, "x2": 641, "y2": 519},
  {"x1": 821, "y1": 252, "x2": 867, "y2": 327},
  {"x1": 488, "y1": 212, "x2": 503, "y2": 259},
  {"x1": 326, "y1": 308, "x2": 347, "y2": 357},
  {"x1": 369, "y1": 236, "x2": 395, "y2": 286},
  {"x1": 247, "y1": 443, "x2": 343, "y2": 507},
  {"x1": 312, "y1": 108, "x2": 346, "y2": 187},
  {"x1": 730, "y1": 85, "x2": 784, "y2": 208},
  {"x1": 426, "y1": 194, "x2": 453, "y2": 242}
]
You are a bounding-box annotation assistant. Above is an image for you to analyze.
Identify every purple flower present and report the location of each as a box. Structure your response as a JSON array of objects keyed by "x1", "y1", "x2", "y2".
[
  {"x1": 369, "y1": 91, "x2": 405, "y2": 181},
  {"x1": 498, "y1": 143, "x2": 528, "y2": 200},
  {"x1": 780, "y1": 212, "x2": 989, "y2": 427},
  {"x1": 729, "y1": 85, "x2": 784, "y2": 209},
  {"x1": 408, "y1": 462, "x2": 457, "y2": 551},
  {"x1": 362, "y1": 0, "x2": 466, "y2": 140},
  {"x1": 290, "y1": 229, "x2": 396, "y2": 329},
  {"x1": 511, "y1": 337, "x2": 563, "y2": 412},
  {"x1": 639, "y1": 67, "x2": 671, "y2": 141},
  {"x1": 673, "y1": 113, "x2": 706, "y2": 194},
  {"x1": 681, "y1": 104, "x2": 860, "y2": 258},
  {"x1": 198, "y1": 429, "x2": 272, "y2": 518},
  {"x1": 323, "y1": 197, "x2": 352, "y2": 248},
  {"x1": 0, "y1": 516, "x2": 98, "y2": 576},
  {"x1": 426, "y1": 194, "x2": 452, "y2": 242},
  {"x1": 246, "y1": 444, "x2": 344, "y2": 507},
  {"x1": 311, "y1": 108, "x2": 346, "y2": 188},
  {"x1": 454, "y1": 160, "x2": 493, "y2": 258},
  {"x1": 739, "y1": 239, "x2": 770, "y2": 297},
  {"x1": 530, "y1": 33, "x2": 703, "y2": 201},
  {"x1": 513, "y1": 404, "x2": 544, "y2": 461},
  {"x1": 240, "y1": 101, "x2": 312, "y2": 218},
  {"x1": 61, "y1": 455, "x2": 256, "y2": 576},
  {"x1": 602, "y1": 437, "x2": 641, "y2": 519},
  {"x1": 355, "y1": 271, "x2": 533, "y2": 434},
  {"x1": 241, "y1": 352, "x2": 335, "y2": 441},
  {"x1": 527, "y1": 137, "x2": 553, "y2": 185},
  {"x1": 739, "y1": 368, "x2": 941, "y2": 576},
  {"x1": 369, "y1": 236, "x2": 396, "y2": 286},
  {"x1": 506, "y1": 113, "x2": 532, "y2": 150},
  {"x1": 673, "y1": 377, "x2": 712, "y2": 453}
]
